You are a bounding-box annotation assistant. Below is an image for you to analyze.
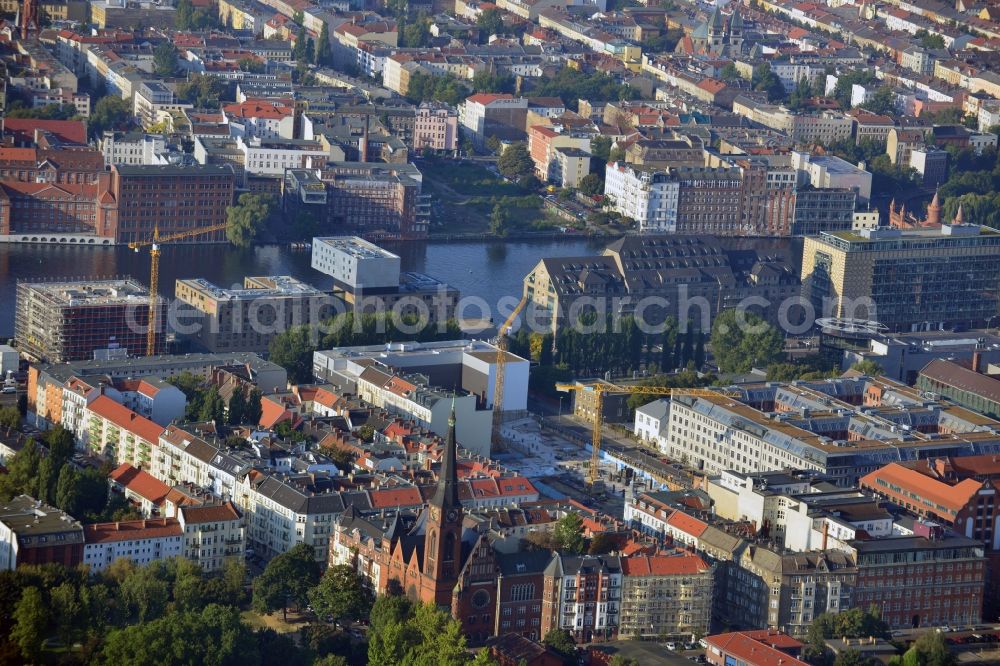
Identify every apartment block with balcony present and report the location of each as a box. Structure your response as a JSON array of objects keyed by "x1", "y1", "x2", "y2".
[
  {"x1": 541, "y1": 554, "x2": 622, "y2": 643},
  {"x1": 83, "y1": 395, "x2": 164, "y2": 467},
  {"x1": 177, "y1": 502, "x2": 245, "y2": 572},
  {"x1": 619, "y1": 554, "x2": 714, "y2": 640}
]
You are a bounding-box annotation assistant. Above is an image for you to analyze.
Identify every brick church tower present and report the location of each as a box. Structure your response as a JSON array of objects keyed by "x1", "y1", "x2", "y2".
[{"x1": 420, "y1": 406, "x2": 464, "y2": 607}]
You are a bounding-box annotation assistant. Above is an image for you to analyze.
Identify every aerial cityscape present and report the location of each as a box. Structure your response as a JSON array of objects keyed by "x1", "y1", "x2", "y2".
[{"x1": 1, "y1": 0, "x2": 1000, "y2": 661}]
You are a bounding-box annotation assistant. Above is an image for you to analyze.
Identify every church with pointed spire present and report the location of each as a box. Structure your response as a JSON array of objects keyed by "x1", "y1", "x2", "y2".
[
  {"x1": 677, "y1": 6, "x2": 744, "y2": 56},
  {"x1": 371, "y1": 405, "x2": 472, "y2": 607}
]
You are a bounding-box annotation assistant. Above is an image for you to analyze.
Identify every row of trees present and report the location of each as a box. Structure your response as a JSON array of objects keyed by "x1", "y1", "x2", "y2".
[
  {"x1": 508, "y1": 315, "x2": 710, "y2": 381},
  {"x1": 528, "y1": 67, "x2": 638, "y2": 111},
  {"x1": 405, "y1": 72, "x2": 470, "y2": 107},
  {"x1": 0, "y1": 427, "x2": 139, "y2": 523},
  {"x1": 0, "y1": 556, "x2": 249, "y2": 663}
]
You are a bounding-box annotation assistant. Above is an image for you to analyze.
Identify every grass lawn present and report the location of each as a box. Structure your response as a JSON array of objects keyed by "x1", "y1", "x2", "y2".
[
  {"x1": 242, "y1": 609, "x2": 310, "y2": 634},
  {"x1": 419, "y1": 160, "x2": 528, "y2": 198}
]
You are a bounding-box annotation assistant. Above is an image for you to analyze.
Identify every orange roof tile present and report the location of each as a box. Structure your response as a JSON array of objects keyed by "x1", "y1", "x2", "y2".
[
  {"x1": 88, "y1": 395, "x2": 164, "y2": 444},
  {"x1": 85, "y1": 518, "x2": 182, "y2": 544},
  {"x1": 860, "y1": 463, "x2": 983, "y2": 515},
  {"x1": 3, "y1": 119, "x2": 87, "y2": 145},
  {"x1": 180, "y1": 501, "x2": 241, "y2": 523},
  {"x1": 666, "y1": 510, "x2": 708, "y2": 537},
  {"x1": 109, "y1": 463, "x2": 170, "y2": 504},
  {"x1": 705, "y1": 632, "x2": 808, "y2": 666},
  {"x1": 621, "y1": 553, "x2": 710, "y2": 576},
  {"x1": 369, "y1": 487, "x2": 424, "y2": 509}
]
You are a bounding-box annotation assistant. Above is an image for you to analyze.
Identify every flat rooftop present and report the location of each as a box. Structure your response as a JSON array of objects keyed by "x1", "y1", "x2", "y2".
[
  {"x1": 20, "y1": 278, "x2": 151, "y2": 307},
  {"x1": 313, "y1": 236, "x2": 400, "y2": 260},
  {"x1": 0, "y1": 495, "x2": 83, "y2": 538},
  {"x1": 177, "y1": 276, "x2": 325, "y2": 301},
  {"x1": 822, "y1": 224, "x2": 1000, "y2": 244}
]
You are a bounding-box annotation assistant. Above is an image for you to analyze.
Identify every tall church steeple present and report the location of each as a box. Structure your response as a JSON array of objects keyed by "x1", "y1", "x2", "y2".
[
  {"x1": 422, "y1": 402, "x2": 464, "y2": 607},
  {"x1": 430, "y1": 405, "x2": 460, "y2": 511}
]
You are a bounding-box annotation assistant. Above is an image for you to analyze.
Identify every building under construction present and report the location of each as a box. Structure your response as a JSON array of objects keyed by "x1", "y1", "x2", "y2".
[{"x1": 15, "y1": 278, "x2": 165, "y2": 362}]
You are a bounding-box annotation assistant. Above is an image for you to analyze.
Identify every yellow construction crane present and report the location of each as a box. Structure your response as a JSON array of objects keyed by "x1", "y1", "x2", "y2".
[
  {"x1": 491, "y1": 295, "x2": 528, "y2": 451},
  {"x1": 555, "y1": 382, "x2": 741, "y2": 489},
  {"x1": 129, "y1": 223, "x2": 229, "y2": 356}
]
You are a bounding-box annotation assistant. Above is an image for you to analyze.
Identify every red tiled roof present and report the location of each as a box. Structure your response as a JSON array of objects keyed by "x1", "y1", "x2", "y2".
[
  {"x1": 666, "y1": 510, "x2": 708, "y2": 537},
  {"x1": 466, "y1": 93, "x2": 514, "y2": 105},
  {"x1": 109, "y1": 463, "x2": 170, "y2": 504},
  {"x1": 180, "y1": 501, "x2": 241, "y2": 524},
  {"x1": 621, "y1": 553, "x2": 710, "y2": 576},
  {"x1": 860, "y1": 463, "x2": 982, "y2": 515},
  {"x1": 223, "y1": 100, "x2": 293, "y2": 119},
  {"x1": 369, "y1": 487, "x2": 424, "y2": 509},
  {"x1": 3, "y1": 119, "x2": 87, "y2": 145},
  {"x1": 84, "y1": 518, "x2": 182, "y2": 544},
  {"x1": 705, "y1": 631, "x2": 808, "y2": 666},
  {"x1": 88, "y1": 395, "x2": 164, "y2": 444}
]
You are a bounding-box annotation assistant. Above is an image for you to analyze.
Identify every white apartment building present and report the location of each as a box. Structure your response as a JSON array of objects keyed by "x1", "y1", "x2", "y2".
[
  {"x1": 356, "y1": 369, "x2": 493, "y2": 456},
  {"x1": 310, "y1": 236, "x2": 401, "y2": 291},
  {"x1": 83, "y1": 395, "x2": 164, "y2": 467},
  {"x1": 235, "y1": 472, "x2": 342, "y2": 562},
  {"x1": 83, "y1": 518, "x2": 184, "y2": 573},
  {"x1": 603, "y1": 162, "x2": 679, "y2": 232},
  {"x1": 543, "y1": 554, "x2": 622, "y2": 642},
  {"x1": 414, "y1": 103, "x2": 458, "y2": 152},
  {"x1": 101, "y1": 131, "x2": 167, "y2": 166},
  {"x1": 82, "y1": 501, "x2": 245, "y2": 573},
  {"x1": 550, "y1": 147, "x2": 590, "y2": 189},
  {"x1": 791, "y1": 151, "x2": 872, "y2": 203},
  {"x1": 459, "y1": 93, "x2": 527, "y2": 146},
  {"x1": 237, "y1": 136, "x2": 328, "y2": 176},
  {"x1": 153, "y1": 426, "x2": 250, "y2": 499},
  {"x1": 633, "y1": 399, "x2": 669, "y2": 443},
  {"x1": 177, "y1": 502, "x2": 245, "y2": 572}
]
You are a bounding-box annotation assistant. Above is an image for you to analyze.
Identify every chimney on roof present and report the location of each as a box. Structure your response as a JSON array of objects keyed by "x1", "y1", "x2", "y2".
[{"x1": 973, "y1": 351, "x2": 983, "y2": 374}]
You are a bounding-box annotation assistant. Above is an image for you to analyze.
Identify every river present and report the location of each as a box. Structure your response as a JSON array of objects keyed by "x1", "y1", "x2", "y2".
[
  {"x1": 0, "y1": 236, "x2": 800, "y2": 339},
  {"x1": 0, "y1": 238, "x2": 612, "y2": 338}
]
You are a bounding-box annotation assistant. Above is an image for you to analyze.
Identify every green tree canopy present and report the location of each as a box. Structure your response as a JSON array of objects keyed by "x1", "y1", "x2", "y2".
[
  {"x1": 100, "y1": 604, "x2": 259, "y2": 665},
  {"x1": 176, "y1": 73, "x2": 225, "y2": 108},
  {"x1": 315, "y1": 21, "x2": 332, "y2": 65},
  {"x1": 252, "y1": 543, "x2": 321, "y2": 621},
  {"x1": 268, "y1": 325, "x2": 317, "y2": 385},
  {"x1": 497, "y1": 142, "x2": 534, "y2": 180},
  {"x1": 578, "y1": 172, "x2": 603, "y2": 196},
  {"x1": 11, "y1": 586, "x2": 48, "y2": 662},
  {"x1": 88, "y1": 95, "x2": 132, "y2": 138},
  {"x1": 752, "y1": 63, "x2": 785, "y2": 102},
  {"x1": 553, "y1": 512, "x2": 585, "y2": 554},
  {"x1": 489, "y1": 204, "x2": 509, "y2": 236},
  {"x1": 851, "y1": 359, "x2": 883, "y2": 376},
  {"x1": 153, "y1": 41, "x2": 179, "y2": 77},
  {"x1": 226, "y1": 192, "x2": 274, "y2": 248},
  {"x1": 542, "y1": 628, "x2": 576, "y2": 665},
  {"x1": 710, "y1": 309, "x2": 783, "y2": 374},
  {"x1": 0, "y1": 406, "x2": 19, "y2": 431},
  {"x1": 308, "y1": 564, "x2": 373, "y2": 627},
  {"x1": 476, "y1": 7, "x2": 506, "y2": 39}
]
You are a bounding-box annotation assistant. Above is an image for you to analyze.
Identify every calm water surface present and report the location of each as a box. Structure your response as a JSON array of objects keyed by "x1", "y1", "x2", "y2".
[
  {"x1": 0, "y1": 239, "x2": 610, "y2": 338},
  {"x1": 0, "y1": 236, "x2": 799, "y2": 338}
]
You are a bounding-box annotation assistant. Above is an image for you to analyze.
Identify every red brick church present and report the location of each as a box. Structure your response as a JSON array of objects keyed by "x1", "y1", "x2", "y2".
[
  {"x1": 381, "y1": 407, "x2": 469, "y2": 606},
  {"x1": 331, "y1": 408, "x2": 548, "y2": 644}
]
